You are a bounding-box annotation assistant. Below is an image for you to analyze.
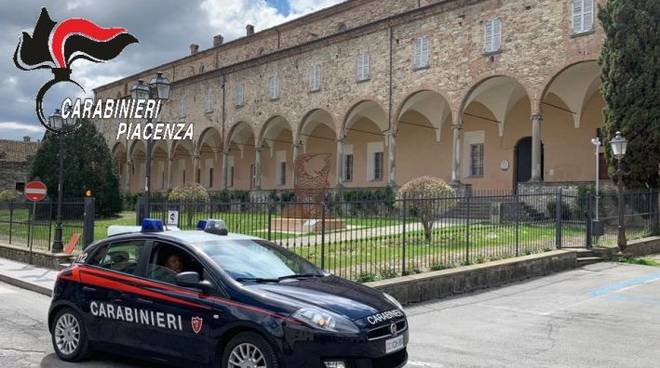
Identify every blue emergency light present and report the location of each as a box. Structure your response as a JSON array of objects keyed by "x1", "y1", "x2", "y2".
[
  {"x1": 142, "y1": 218, "x2": 164, "y2": 232},
  {"x1": 197, "y1": 219, "x2": 228, "y2": 235}
]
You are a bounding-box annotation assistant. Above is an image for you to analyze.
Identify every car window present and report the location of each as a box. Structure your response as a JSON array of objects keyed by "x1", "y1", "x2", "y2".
[
  {"x1": 95, "y1": 241, "x2": 145, "y2": 276},
  {"x1": 146, "y1": 242, "x2": 205, "y2": 285}
]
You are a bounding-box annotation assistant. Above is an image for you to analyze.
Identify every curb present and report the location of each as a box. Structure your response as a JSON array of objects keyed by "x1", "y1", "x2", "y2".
[{"x1": 0, "y1": 272, "x2": 53, "y2": 297}]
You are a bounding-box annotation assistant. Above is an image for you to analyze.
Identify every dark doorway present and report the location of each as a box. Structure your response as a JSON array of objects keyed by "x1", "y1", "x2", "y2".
[{"x1": 514, "y1": 137, "x2": 543, "y2": 189}]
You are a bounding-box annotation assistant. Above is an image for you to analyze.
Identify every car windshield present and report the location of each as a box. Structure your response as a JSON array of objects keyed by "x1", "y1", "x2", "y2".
[{"x1": 195, "y1": 239, "x2": 324, "y2": 282}]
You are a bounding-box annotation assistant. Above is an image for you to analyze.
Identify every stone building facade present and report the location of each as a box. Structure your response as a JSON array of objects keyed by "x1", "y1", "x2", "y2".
[
  {"x1": 94, "y1": 0, "x2": 608, "y2": 194},
  {"x1": 0, "y1": 137, "x2": 40, "y2": 192}
]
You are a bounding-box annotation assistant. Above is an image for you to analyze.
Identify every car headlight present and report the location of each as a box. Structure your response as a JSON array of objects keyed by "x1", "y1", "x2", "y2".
[
  {"x1": 384, "y1": 292, "x2": 404, "y2": 311},
  {"x1": 292, "y1": 307, "x2": 359, "y2": 334}
]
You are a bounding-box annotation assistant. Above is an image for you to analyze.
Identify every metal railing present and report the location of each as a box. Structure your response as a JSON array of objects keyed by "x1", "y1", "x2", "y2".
[
  {"x1": 146, "y1": 190, "x2": 605, "y2": 281},
  {"x1": 0, "y1": 199, "x2": 86, "y2": 252}
]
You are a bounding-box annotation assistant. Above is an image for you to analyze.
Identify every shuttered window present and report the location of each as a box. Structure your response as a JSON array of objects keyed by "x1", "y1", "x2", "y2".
[
  {"x1": 270, "y1": 73, "x2": 280, "y2": 100},
  {"x1": 205, "y1": 87, "x2": 213, "y2": 113},
  {"x1": 470, "y1": 143, "x2": 484, "y2": 177},
  {"x1": 484, "y1": 18, "x2": 502, "y2": 53},
  {"x1": 235, "y1": 84, "x2": 245, "y2": 107},
  {"x1": 572, "y1": 0, "x2": 594, "y2": 34},
  {"x1": 309, "y1": 64, "x2": 321, "y2": 92},
  {"x1": 357, "y1": 52, "x2": 370, "y2": 81},
  {"x1": 413, "y1": 36, "x2": 430, "y2": 69}
]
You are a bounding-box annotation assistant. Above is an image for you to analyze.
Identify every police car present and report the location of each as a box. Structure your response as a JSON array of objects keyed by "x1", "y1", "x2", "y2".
[{"x1": 49, "y1": 219, "x2": 408, "y2": 368}]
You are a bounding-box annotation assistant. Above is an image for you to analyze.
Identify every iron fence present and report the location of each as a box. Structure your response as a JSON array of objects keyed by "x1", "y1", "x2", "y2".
[
  {"x1": 146, "y1": 189, "x2": 605, "y2": 281},
  {"x1": 0, "y1": 200, "x2": 86, "y2": 252}
]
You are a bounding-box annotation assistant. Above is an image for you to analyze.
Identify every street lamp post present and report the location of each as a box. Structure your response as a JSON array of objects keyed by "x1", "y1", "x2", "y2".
[
  {"x1": 591, "y1": 137, "x2": 601, "y2": 221},
  {"x1": 48, "y1": 109, "x2": 64, "y2": 253},
  {"x1": 131, "y1": 72, "x2": 170, "y2": 221},
  {"x1": 609, "y1": 131, "x2": 628, "y2": 250}
]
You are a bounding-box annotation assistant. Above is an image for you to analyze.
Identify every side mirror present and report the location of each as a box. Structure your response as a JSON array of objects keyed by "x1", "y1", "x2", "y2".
[{"x1": 176, "y1": 271, "x2": 213, "y2": 293}]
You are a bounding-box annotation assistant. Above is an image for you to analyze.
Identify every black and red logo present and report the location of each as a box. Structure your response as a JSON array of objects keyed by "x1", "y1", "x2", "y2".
[{"x1": 13, "y1": 7, "x2": 138, "y2": 133}]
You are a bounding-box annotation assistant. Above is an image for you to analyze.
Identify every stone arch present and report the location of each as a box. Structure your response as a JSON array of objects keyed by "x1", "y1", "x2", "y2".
[
  {"x1": 225, "y1": 121, "x2": 257, "y2": 149},
  {"x1": 170, "y1": 139, "x2": 194, "y2": 187},
  {"x1": 197, "y1": 126, "x2": 222, "y2": 154},
  {"x1": 395, "y1": 89, "x2": 453, "y2": 142},
  {"x1": 460, "y1": 75, "x2": 532, "y2": 136},
  {"x1": 539, "y1": 60, "x2": 601, "y2": 128},
  {"x1": 342, "y1": 99, "x2": 389, "y2": 137},
  {"x1": 298, "y1": 108, "x2": 337, "y2": 148},
  {"x1": 258, "y1": 116, "x2": 295, "y2": 189},
  {"x1": 258, "y1": 115, "x2": 295, "y2": 148}
]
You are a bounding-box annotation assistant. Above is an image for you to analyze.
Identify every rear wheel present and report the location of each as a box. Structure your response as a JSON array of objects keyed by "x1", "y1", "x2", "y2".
[
  {"x1": 51, "y1": 308, "x2": 90, "y2": 362},
  {"x1": 221, "y1": 332, "x2": 279, "y2": 368}
]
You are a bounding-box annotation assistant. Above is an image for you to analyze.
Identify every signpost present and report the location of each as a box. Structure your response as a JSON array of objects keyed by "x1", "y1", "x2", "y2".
[
  {"x1": 167, "y1": 210, "x2": 179, "y2": 226},
  {"x1": 25, "y1": 181, "x2": 47, "y2": 264}
]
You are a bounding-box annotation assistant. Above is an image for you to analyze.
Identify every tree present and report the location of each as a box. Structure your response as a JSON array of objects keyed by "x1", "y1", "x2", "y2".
[
  {"x1": 599, "y1": 0, "x2": 660, "y2": 189},
  {"x1": 168, "y1": 183, "x2": 209, "y2": 227},
  {"x1": 397, "y1": 176, "x2": 456, "y2": 242},
  {"x1": 30, "y1": 119, "x2": 121, "y2": 217}
]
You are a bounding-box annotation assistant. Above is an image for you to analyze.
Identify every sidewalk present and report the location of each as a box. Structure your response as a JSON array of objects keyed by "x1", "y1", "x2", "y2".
[{"x1": 0, "y1": 257, "x2": 56, "y2": 296}]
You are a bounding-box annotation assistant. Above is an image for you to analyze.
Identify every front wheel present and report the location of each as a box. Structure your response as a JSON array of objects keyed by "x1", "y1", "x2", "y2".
[
  {"x1": 51, "y1": 308, "x2": 91, "y2": 362},
  {"x1": 221, "y1": 332, "x2": 279, "y2": 368}
]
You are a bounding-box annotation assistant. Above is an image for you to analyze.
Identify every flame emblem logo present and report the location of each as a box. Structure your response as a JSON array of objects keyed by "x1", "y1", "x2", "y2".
[{"x1": 13, "y1": 7, "x2": 138, "y2": 133}]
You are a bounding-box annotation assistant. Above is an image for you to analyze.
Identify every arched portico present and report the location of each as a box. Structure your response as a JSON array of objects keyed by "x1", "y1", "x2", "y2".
[
  {"x1": 259, "y1": 116, "x2": 295, "y2": 189},
  {"x1": 341, "y1": 100, "x2": 389, "y2": 188},
  {"x1": 170, "y1": 140, "x2": 194, "y2": 188},
  {"x1": 539, "y1": 60, "x2": 604, "y2": 183},
  {"x1": 197, "y1": 127, "x2": 222, "y2": 190},
  {"x1": 111, "y1": 142, "x2": 128, "y2": 192},
  {"x1": 128, "y1": 140, "x2": 146, "y2": 193},
  {"x1": 298, "y1": 109, "x2": 338, "y2": 187},
  {"x1": 225, "y1": 121, "x2": 257, "y2": 190},
  {"x1": 395, "y1": 90, "x2": 454, "y2": 185},
  {"x1": 458, "y1": 76, "x2": 532, "y2": 190}
]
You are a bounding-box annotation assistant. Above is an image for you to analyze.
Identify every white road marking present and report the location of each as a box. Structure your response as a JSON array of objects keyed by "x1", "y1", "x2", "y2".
[
  {"x1": 407, "y1": 360, "x2": 445, "y2": 367},
  {"x1": 0, "y1": 284, "x2": 17, "y2": 295}
]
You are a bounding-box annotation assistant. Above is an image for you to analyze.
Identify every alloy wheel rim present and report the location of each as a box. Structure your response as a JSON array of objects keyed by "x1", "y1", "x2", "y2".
[
  {"x1": 54, "y1": 313, "x2": 80, "y2": 355},
  {"x1": 227, "y1": 342, "x2": 267, "y2": 368}
]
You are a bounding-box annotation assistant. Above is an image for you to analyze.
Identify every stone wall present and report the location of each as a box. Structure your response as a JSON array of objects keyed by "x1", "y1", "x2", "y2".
[
  {"x1": 0, "y1": 161, "x2": 30, "y2": 192},
  {"x1": 366, "y1": 250, "x2": 577, "y2": 305}
]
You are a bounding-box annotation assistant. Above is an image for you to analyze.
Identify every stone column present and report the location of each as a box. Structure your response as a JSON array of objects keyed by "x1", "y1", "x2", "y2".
[
  {"x1": 213, "y1": 149, "x2": 222, "y2": 190},
  {"x1": 222, "y1": 150, "x2": 229, "y2": 189},
  {"x1": 165, "y1": 158, "x2": 172, "y2": 190},
  {"x1": 123, "y1": 161, "x2": 131, "y2": 192},
  {"x1": 387, "y1": 131, "x2": 397, "y2": 186},
  {"x1": 292, "y1": 141, "x2": 303, "y2": 186},
  {"x1": 531, "y1": 114, "x2": 543, "y2": 182},
  {"x1": 254, "y1": 147, "x2": 262, "y2": 190},
  {"x1": 336, "y1": 138, "x2": 345, "y2": 188},
  {"x1": 192, "y1": 154, "x2": 200, "y2": 184},
  {"x1": 451, "y1": 125, "x2": 462, "y2": 184}
]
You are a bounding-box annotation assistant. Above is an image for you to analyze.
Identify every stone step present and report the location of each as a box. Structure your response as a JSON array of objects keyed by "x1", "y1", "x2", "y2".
[{"x1": 577, "y1": 256, "x2": 603, "y2": 266}]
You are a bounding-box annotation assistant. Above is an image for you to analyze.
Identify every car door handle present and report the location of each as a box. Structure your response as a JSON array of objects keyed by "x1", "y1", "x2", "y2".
[
  {"x1": 82, "y1": 286, "x2": 97, "y2": 292},
  {"x1": 136, "y1": 298, "x2": 153, "y2": 304}
]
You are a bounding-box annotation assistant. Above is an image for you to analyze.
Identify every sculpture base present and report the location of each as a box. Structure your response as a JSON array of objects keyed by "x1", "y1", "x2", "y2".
[{"x1": 271, "y1": 218, "x2": 346, "y2": 233}]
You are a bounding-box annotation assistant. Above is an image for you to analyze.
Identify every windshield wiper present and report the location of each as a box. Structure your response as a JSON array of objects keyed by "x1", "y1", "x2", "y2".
[
  {"x1": 277, "y1": 273, "x2": 326, "y2": 281},
  {"x1": 235, "y1": 277, "x2": 279, "y2": 283}
]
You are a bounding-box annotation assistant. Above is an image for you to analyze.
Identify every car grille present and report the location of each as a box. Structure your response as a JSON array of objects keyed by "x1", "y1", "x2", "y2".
[{"x1": 367, "y1": 319, "x2": 407, "y2": 340}]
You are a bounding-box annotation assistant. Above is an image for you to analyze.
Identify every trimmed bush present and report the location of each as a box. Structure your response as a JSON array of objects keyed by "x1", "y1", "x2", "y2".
[
  {"x1": 0, "y1": 190, "x2": 20, "y2": 201},
  {"x1": 397, "y1": 177, "x2": 456, "y2": 242}
]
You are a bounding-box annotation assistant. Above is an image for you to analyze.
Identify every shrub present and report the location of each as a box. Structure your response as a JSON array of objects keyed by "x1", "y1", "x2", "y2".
[
  {"x1": 379, "y1": 267, "x2": 399, "y2": 280},
  {"x1": 547, "y1": 199, "x2": 571, "y2": 220},
  {"x1": 0, "y1": 190, "x2": 19, "y2": 201},
  {"x1": 356, "y1": 272, "x2": 378, "y2": 283},
  {"x1": 397, "y1": 177, "x2": 456, "y2": 242},
  {"x1": 168, "y1": 184, "x2": 209, "y2": 227}
]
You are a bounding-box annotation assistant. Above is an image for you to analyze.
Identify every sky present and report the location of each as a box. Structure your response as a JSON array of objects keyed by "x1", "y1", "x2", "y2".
[{"x1": 0, "y1": 0, "x2": 342, "y2": 141}]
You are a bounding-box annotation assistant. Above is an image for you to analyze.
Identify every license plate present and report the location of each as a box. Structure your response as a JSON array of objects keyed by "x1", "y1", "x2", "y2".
[{"x1": 385, "y1": 335, "x2": 404, "y2": 354}]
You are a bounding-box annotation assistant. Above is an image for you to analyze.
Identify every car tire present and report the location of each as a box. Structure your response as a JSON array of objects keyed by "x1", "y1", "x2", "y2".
[
  {"x1": 51, "y1": 307, "x2": 91, "y2": 362},
  {"x1": 221, "y1": 332, "x2": 279, "y2": 368}
]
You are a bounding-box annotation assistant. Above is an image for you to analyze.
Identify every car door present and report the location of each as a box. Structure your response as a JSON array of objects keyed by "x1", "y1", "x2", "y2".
[
  {"x1": 135, "y1": 240, "x2": 227, "y2": 364},
  {"x1": 78, "y1": 239, "x2": 149, "y2": 349}
]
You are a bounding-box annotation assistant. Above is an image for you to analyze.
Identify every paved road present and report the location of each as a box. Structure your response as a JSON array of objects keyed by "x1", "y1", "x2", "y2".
[{"x1": 1, "y1": 262, "x2": 659, "y2": 367}]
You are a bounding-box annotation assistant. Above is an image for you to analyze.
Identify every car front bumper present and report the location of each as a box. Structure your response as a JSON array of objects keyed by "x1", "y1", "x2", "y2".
[{"x1": 280, "y1": 323, "x2": 409, "y2": 368}]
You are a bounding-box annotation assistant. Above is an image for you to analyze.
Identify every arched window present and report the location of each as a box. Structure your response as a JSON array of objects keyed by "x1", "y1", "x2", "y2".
[{"x1": 337, "y1": 23, "x2": 348, "y2": 32}]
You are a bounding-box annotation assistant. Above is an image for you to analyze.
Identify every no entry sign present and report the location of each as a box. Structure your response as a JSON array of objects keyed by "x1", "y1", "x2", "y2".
[{"x1": 25, "y1": 181, "x2": 47, "y2": 202}]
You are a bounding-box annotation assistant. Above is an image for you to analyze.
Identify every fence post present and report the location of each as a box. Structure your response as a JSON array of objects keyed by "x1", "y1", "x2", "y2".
[
  {"x1": 321, "y1": 201, "x2": 326, "y2": 270},
  {"x1": 515, "y1": 193, "x2": 520, "y2": 257},
  {"x1": 555, "y1": 188, "x2": 563, "y2": 249},
  {"x1": 267, "y1": 203, "x2": 273, "y2": 241},
  {"x1": 465, "y1": 194, "x2": 470, "y2": 265},
  {"x1": 47, "y1": 200, "x2": 53, "y2": 251},
  {"x1": 8, "y1": 201, "x2": 13, "y2": 244},
  {"x1": 83, "y1": 197, "x2": 95, "y2": 249},
  {"x1": 401, "y1": 194, "x2": 407, "y2": 275},
  {"x1": 585, "y1": 194, "x2": 593, "y2": 249},
  {"x1": 28, "y1": 201, "x2": 36, "y2": 264},
  {"x1": 135, "y1": 197, "x2": 144, "y2": 225}
]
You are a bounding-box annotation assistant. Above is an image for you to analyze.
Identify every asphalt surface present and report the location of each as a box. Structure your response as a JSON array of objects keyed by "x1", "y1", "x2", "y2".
[{"x1": 1, "y1": 262, "x2": 659, "y2": 368}]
